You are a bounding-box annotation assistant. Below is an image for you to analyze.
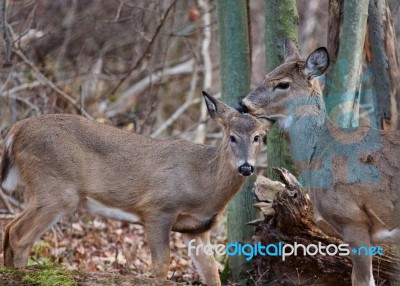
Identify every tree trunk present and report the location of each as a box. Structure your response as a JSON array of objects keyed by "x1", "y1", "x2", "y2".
[
  {"x1": 264, "y1": 0, "x2": 298, "y2": 181},
  {"x1": 216, "y1": 1, "x2": 255, "y2": 284},
  {"x1": 367, "y1": 0, "x2": 399, "y2": 130},
  {"x1": 324, "y1": 0, "x2": 369, "y2": 128},
  {"x1": 327, "y1": 0, "x2": 343, "y2": 61}
]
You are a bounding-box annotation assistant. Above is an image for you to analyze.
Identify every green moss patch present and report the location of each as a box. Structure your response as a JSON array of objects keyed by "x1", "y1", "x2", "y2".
[
  {"x1": 0, "y1": 266, "x2": 76, "y2": 286},
  {"x1": 21, "y1": 268, "x2": 76, "y2": 286}
]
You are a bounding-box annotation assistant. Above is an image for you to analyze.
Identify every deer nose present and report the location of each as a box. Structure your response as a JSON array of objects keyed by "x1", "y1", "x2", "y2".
[
  {"x1": 236, "y1": 101, "x2": 249, "y2": 113},
  {"x1": 238, "y1": 163, "x2": 254, "y2": 176}
]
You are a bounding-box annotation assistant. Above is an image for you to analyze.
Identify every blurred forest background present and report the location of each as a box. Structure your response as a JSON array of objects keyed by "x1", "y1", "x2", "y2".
[
  {"x1": 0, "y1": 0, "x2": 337, "y2": 137},
  {"x1": 0, "y1": 0, "x2": 400, "y2": 285}
]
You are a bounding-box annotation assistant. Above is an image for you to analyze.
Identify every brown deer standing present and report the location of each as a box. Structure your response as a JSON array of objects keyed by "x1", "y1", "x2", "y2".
[
  {"x1": 0, "y1": 92, "x2": 270, "y2": 286},
  {"x1": 240, "y1": 40, "x2": 400, "y2": 286}
]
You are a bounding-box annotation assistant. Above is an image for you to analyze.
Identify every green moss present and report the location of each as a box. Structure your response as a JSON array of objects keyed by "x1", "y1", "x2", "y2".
[
  {"x1": 0, "y1": 265, "x2": 24, "y2": 277},
  {"x1": 28, "y1": 241, "x2": 52, "y2": 267},
  {"x1": 265, "y1": 0, "x2": 299, "y2": 71},
  {"x1": 0, "y1": 266, "x2": 75, "y2": 286},
  {"x1": 100, "y1": 275, "x2": 114, "y2": 286},
  {"x1": 220, "y1": 259, "x2": 229, "y2": 284},
  {"x1": 21, "y1": 268, "x2": 76, "y2": 286},
  {"x1": 279, "y1": 0, "x2": 299, "y2": 45}
]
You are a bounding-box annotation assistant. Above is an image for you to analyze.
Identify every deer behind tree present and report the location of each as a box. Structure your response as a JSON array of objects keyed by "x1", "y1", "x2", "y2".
[{"x1": 240, "y1": 40, "x2": 400, "y2": 286}]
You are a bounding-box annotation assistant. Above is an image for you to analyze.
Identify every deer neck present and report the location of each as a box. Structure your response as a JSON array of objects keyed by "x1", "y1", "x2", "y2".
[
  {"x1": 209, "y1": 142, "x2": 247, "y2": 209},
  {"x1": 283, "y1": 93, "x2": 330, "y2": 176}
]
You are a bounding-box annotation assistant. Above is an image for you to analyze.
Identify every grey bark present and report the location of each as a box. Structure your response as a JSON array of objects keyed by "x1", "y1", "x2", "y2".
[
  {"x1": 325, "y1": 0, "x2": 369, "y2": 128},
  {"x1": 264, "y1": 0, "x2": 298, "y2": 181}
]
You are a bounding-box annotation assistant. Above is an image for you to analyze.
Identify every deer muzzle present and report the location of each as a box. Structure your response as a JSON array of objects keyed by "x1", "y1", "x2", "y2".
[
  {"x1": 236, "y1": 101, "x2": 249, "y2": 113},
  {"x1": 238, "y1": 162, "x2": 254, "y2": 176}
]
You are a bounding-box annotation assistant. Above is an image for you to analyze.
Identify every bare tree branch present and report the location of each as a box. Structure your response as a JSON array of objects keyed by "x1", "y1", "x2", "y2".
[
  {"x1": 55, "y1": 0, "x2": 78, "y2": 75},
  {"x1": 109, "y1": 0, "x2": 179, "y2": 96},
  {"x1": 106, "y1": 59, "x2": 196, "y2": 117},
  {"x1": 1, "y1": 92, "x2": 41, "y2": 115},
  {"x1": 13, "y1": 49, "x2": 93, "y2": 119},
  {"x1": 0, "y1": 188, "x2": 14, "y2": 214},
  {"x1": 151, "y1": 66, "x2": 199, "y2": 138},
  {"x1": 195, "y1": 0, "x2": 213, "y2": 144}
]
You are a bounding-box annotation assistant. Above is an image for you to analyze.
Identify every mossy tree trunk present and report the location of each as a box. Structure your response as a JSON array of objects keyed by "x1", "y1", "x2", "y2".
[
  {"x1": 216, "y1": 1, "x2": 255, "y2": 284},
  {"x1": 324, "y1": 0, "x2": 369, "y2": 128},
  {"x1": 264, "y1": 0, "x2": 298, "y2": 181}
]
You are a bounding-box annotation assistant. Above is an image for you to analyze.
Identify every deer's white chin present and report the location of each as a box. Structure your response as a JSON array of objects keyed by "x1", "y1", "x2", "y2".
[{"x1": 278, "y1": 115, "x2": 293, "y2": 130}]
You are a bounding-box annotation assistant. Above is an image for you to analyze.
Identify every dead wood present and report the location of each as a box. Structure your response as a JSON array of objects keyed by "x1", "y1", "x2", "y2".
[{"x1": 252, "y1": 168, "x2": 400, "y2": 286}]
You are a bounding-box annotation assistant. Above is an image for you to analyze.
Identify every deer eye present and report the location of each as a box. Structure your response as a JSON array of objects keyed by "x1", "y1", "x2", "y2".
[
  {"x1": 254, "y1": 135, "x2": 260, "y2": 143},
  {"x1": 275, "y1": 82, "x2": 290, "y2": 90},
  {"x1": 230, "y1": 136, "x2": 237, "y2": 143}
]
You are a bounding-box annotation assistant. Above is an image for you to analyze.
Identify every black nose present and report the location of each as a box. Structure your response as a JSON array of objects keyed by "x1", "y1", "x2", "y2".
[
  {"x1": 238, "y1": 163, "x2": 254, "y2": 176},
  {"x1": 236, "y1": 101, "x2": 249, "y2": 113}
]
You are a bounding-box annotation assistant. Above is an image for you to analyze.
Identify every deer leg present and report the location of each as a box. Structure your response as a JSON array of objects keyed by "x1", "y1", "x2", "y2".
[
  {"x1": 6, "y1": 204, "x2": 69, "y2": 268},
  {"x1": 4, "y1": 209, "x2": 29, "y2": 267},
  {"x1": 145, "y1": 215, "x2": 173, "y2": 280},
  {"x1": 183, "y1": 231, "x2": 221, "y2": 286},
  {"x1": 343, "y1": 225, "x2": 375, "y2": 286}
]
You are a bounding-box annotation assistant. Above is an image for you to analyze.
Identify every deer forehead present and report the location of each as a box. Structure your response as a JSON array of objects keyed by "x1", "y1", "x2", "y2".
[
  {"x1": 227, "y1": 114, "x2": 262, "y2": 135},
  {"x1": 265, "y1": 61, "x2": 305, "y2": 82}
]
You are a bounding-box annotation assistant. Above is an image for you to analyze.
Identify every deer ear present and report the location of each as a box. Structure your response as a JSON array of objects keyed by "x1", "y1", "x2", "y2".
[
  {"x1": 284, "y1": 39, "x2": 299, "y2": 61},
  {"x1": 304, "y1": 47, "x2": 330, "y2": 80},
  {"x1": 258, "y1": 117, "x2": 273, "y2": 132},
  {"x1": 202, "y1": 91, "x2": 233, "y2": 123}
]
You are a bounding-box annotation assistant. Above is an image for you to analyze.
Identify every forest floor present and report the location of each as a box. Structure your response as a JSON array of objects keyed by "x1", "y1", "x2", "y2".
[
  {"x1": 0, "y1": 266, "x2": 183, "y2": 286},
  {"x1": 0, "y1": 210, "x2": 228, "y2": 285}
]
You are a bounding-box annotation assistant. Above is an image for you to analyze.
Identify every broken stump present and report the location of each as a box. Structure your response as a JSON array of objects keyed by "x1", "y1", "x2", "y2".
[{"x1": 251, "y1": 168, "x2": 400, "y2": 286}]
